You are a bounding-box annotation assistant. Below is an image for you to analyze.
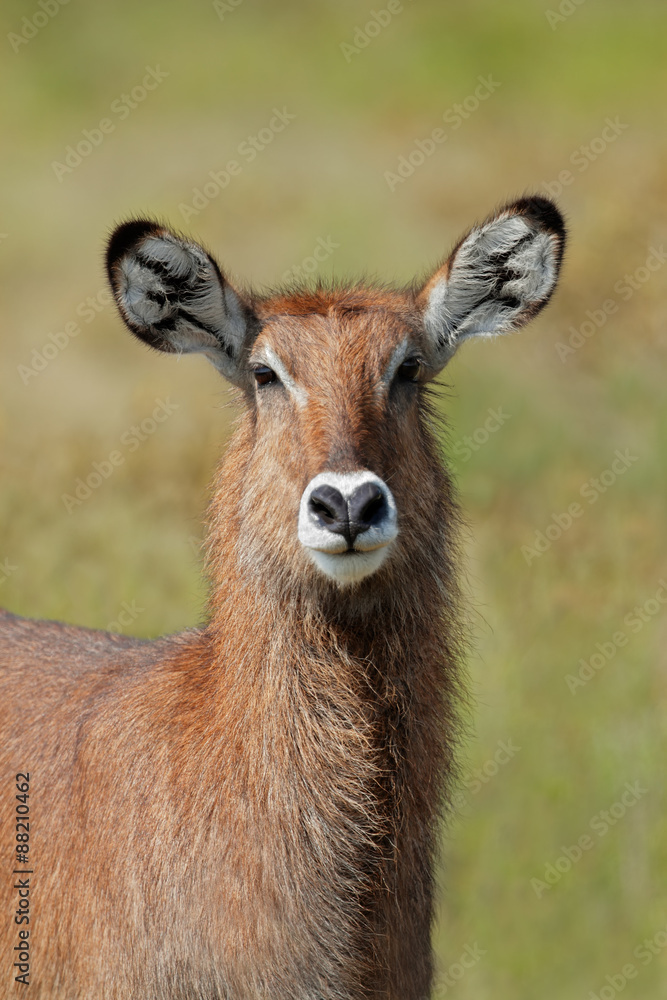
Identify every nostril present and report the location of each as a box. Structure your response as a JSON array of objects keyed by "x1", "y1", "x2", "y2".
[
  {"x1": 308, "y1": 485, "x2": 348, "y2": 535},
  {"x1": 310, "y1": 498, "x2": 336, "y2": 525},
  {"x1": 361, "y1": 492, "x2": 385, "y2": 523},
  {"x1": 348, "y1": 483, "x2": 386, "y2": 532}
]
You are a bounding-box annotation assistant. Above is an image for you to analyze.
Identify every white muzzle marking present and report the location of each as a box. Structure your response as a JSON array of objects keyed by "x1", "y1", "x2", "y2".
[{"x1": 298, "y1": 471, "x2": 398, "y2": 585}]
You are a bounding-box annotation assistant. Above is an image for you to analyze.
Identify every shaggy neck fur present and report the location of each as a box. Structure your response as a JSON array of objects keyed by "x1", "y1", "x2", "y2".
[{"x1": 196, "y1": 408, "x2": 466, "y2": 1000}]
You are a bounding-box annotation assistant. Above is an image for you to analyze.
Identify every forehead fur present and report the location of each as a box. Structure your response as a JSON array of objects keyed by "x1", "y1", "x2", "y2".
[
  {"x1": 253, "y1": 283, "x2": 416, "y2": 322},
  {"x1": 250, "y1": 286, "x2": 422, "y2": 376}
]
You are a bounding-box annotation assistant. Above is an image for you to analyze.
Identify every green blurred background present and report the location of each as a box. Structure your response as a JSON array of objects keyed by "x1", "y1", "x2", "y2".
[{"x1": 1, "y1": 0, "x2": 666, "y2": 995}]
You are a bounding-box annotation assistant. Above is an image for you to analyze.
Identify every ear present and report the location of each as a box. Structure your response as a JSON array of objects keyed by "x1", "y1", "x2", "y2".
[
  {"x1": 106, "y1": 219, "x2": 256, "y2": 385},
  {"x1": 416, "y1": 196, "x2": 566, "y2": 370}
]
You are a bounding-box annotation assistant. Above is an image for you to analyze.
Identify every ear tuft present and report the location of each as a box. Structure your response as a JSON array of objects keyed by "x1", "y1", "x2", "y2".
[
  {"x1": 510, "y1": 195, "x2": 566, "y2": 241},
  {"x1": 417, "y1": 195, "x2": 566, "y2": 370},
  {"x1": 106, "y1": 218, "x2": 254, "y2": 384},
  {"x1": 106, "y1": 219, "x2": 161, "y2": 279}
]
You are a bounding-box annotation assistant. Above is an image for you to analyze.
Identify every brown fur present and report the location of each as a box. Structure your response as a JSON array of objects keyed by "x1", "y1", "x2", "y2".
[{"x1": 0, "y1": 288, "x2": 464, "y2": 998}]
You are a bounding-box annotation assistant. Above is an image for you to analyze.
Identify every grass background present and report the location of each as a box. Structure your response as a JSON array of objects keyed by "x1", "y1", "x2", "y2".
[{"x1": 1, "y1": 0, "x2": 666, "y2": 995}]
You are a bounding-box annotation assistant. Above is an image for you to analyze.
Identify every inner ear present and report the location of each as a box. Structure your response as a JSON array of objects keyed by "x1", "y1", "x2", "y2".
[
  {"x1": 417, "y1": 196, "x2": 566, "y2": 369},
  {"x1": 106, "y1": 219, "x2": 256, "y2": 385}
]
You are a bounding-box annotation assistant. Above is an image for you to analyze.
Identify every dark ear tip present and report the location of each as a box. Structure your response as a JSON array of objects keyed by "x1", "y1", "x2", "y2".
[
  {"x1": 510, "y1": 195, "x2": 566, "y2": 240},
  {"x1": 106, "y1": 218, "x2": 163, "y2": 279}
]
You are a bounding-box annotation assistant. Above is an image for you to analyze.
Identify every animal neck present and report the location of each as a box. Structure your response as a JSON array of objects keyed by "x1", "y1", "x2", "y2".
[
  {"x1": 196, "y1": 420, "x2": 464, "y2": 997},
  {"x1": 201, "y1": 416, "x2": 464, "y2": 793}
]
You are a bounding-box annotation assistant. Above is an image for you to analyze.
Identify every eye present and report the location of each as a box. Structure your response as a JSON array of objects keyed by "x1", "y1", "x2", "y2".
[
  {"x1": 253, "y1": 365, "x2": 277, "y2": 386},
  {"x1": 396, "y1": 357, "x2": 421, "y2": 382}
]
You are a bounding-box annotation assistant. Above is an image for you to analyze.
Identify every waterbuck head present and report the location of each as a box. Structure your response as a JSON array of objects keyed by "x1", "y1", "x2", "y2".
[{"x1": 107, "y1": 197, "x2": 565, "y2": 595}]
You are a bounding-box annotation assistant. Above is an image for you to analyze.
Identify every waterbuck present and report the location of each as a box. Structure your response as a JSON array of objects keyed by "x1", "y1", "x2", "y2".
[{"x1": 0, "y1": 195, "x2": 565, "y2": 998}]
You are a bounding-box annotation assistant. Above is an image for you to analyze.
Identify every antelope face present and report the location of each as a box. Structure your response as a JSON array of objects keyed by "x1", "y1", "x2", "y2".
[
  {"x1": 246, "y1": 297, "x2": 423, "y2": 585},
  {"x1": 107, "y1": 197, "x2": 565, "y2": 587}
]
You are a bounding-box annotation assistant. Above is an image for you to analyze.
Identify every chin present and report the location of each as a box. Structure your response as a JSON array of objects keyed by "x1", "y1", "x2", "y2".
[{"x1": 304, "y1": 545, "x2": 392, "y2": 586}]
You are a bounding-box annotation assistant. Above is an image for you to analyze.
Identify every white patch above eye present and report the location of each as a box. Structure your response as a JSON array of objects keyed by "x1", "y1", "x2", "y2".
[
  {"x1": 377, "y1": 337, "x2": 410, "y2": 396},
  {"x1": 259, "y1": 345, "x2": 308, "y2": 406}
]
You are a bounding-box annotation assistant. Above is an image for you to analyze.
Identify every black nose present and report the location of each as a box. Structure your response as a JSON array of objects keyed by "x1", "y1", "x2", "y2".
[{"x1": 308, "y1": 482, "x2": 387, "y2": 545}]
